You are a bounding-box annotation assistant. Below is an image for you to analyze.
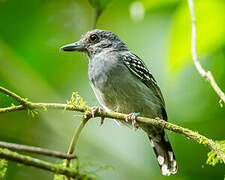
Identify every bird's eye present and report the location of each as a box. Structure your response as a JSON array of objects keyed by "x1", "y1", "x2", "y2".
[{"x1": 90, "y1": 34, "x2": 99, "y2": 42}]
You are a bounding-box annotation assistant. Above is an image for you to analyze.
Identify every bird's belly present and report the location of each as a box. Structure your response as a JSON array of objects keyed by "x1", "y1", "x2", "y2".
[{"x1": 90, "y1": 71, "x2": 162, "y2": 118}]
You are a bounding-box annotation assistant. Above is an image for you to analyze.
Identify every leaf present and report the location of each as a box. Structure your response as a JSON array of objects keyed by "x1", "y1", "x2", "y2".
[
  {"x1": 142, "y1": 0, "x2": 180, "y2": 10},
  {"x1": 169, "y1": 0, "x2": 225, "y2": 71},
  {"x1": 206, "y1": 150, "x2": 223, "y2": 166},
  {"x1": 67, "y1": 92, "x2": 86, "y2": 108},
  {"x1": 206, "y1": 140, "x2": 225, "y2": 166},
  {"x1": 0, "y1": 158, "x2": 8, "y2": 178},
  {"x1": 27, "y1": 109, "x2": 39, "y2": 118},
  {"x1": 53, "y1": 174, "x2": 65, "y2": 180},
  {"x1": 88, "y1": 0, "x2": 112, "y2": 28}
]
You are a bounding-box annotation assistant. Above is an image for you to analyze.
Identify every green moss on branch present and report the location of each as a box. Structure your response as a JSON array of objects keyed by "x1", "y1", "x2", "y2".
[
  {"x1": 0, "y1": 148, "x2": 95, "y2": 180},
  {"x1": 0, "y1": 86, "x2": 224, "y2": 165}
]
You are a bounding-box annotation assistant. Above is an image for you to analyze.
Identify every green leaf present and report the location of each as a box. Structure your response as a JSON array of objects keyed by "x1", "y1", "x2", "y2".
[
  {"x1": 142, "y1": 0, "x2": 180, "y2": 10},
  {"x1": 88, "y1": 0, "x2": 111, "y2": 13},
  {"x1": 53, "y1": 174, "x2": 65, "y2": 180},
  {"x1": 169, "y1": 0, "x2": 225, "y2": 71},
  {"x1": 88, "y1": 0, "x2": 112, "y2": 28},
  {"x1": 206, "y1": 150, "x2": 223, "y2": 166},
  {"x1": 0, "y1": 158, "x2": 8, "y2": 178},
  {"x1": 206, "y1": 140, "x2": 225, "y2": 166},
  {"x1": 27, "y1": 109, "x2": 39, "y2": 118},
  {"x1": 67, "y1": 92, "x2": 86, "y2": 108}
]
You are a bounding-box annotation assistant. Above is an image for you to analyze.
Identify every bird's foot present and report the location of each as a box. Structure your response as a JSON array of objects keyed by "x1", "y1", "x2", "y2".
[
  {"x1": 91, "y1": 106, "x2": 104, "y2": 126},
  {"x1": 91, "y1": 106, "x2": 103, "y2": 117},
  {"x1": 99, "y1": 117, "x2": 105, "y2": 126},
  {"x1": 125, "y1": 112, "x2": 140, "y2": 131}
]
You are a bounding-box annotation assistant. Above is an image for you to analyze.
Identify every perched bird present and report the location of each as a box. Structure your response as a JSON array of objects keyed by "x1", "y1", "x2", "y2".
[{"x1": 60, "y1": 29, "x2": 177, "y2": 175}]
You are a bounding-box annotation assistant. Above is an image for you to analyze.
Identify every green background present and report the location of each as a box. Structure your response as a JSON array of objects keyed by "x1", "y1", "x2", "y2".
[{"x1": 0, "y1": 0, "x2": 224, "y2": 179}]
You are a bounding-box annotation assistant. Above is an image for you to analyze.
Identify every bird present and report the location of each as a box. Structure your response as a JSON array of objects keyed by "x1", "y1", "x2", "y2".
[{"x1": 60, "y1": 29, "x2": 177, "y2": 176}]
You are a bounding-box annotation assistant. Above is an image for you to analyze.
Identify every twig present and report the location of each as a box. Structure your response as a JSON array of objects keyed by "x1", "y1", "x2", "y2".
[
  {"x1": 65, "y1": 113, "x2": 91, "y2": 179},
  {"x1": 1, "y1": 102, "x2": 224, "y2": 162},
  {"x1": 65, "y1": 114, "x2": 90, "y2": 166},
  {"x1": 0, "y1": 105, "x2": 25, "y2": 113},
  {"x1": 187, "y1": 0, "x2": 225, "y2": 104},
  {"x1": 0, "y1": 148, "x2": 95, "y2": 180},
  {"x1": 0, "y1": 87, "x2": 31, "y2": 108},
  {"x1": 0, "y1": 86, "x2": 224, "y2": 162},
  {"x1": 0, "y1": 141, "x2": 76, "y2": 160}
]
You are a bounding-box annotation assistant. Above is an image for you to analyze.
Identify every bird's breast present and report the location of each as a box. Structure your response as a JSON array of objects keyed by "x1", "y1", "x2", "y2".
[
  {"x1": 88, "y1": 57, "x2": 129, "y2": 111},
  {"x1": 88, "y1": 58, "x2": 110, "y2": 89},
  {"x1": 87, "y1": 56, "x2": 162, "y2": 117}
]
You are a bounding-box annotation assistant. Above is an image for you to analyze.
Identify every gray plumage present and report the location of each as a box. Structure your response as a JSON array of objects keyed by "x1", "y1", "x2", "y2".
[{"x1": 61, "y1": 29, "x2": 177, "y2": 175}]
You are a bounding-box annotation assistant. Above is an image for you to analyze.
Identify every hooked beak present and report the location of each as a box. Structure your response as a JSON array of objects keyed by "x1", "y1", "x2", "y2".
[{"x1": 60, "y1": 42, "x2": 85, "y2": 52}]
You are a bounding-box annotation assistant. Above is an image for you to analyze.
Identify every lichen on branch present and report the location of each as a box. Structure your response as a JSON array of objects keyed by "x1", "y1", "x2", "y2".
[
  {"x1": 0, "y1": 157, "x2": 7, "y2": 178},
  {"x1": 0, "y1": 148, "x2": 95, "y2": 180},
  {"x1": 0, "y1": 86, "x2": 224, "y2": 164}
]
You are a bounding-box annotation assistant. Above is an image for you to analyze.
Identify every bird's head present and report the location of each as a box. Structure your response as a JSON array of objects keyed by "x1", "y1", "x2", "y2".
[{"x1": 60, "y1": 29, "x2": 128, "y2": 57}]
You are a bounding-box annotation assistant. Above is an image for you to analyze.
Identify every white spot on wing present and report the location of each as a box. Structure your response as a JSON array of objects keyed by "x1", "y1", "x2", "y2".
[
  {"x1": 161, "y1": 164, "x2": 171, "y2": 176},
  {"x1": 150, "y1": 140, "x2": 155, "y2": 147},
  {"x1": 157, "y1": 156, "x2": 164, "y2": 166},
  {"x1": 168, "y1": 151, "x2": 173, "y2": 161},
  {"x1": 171, "y1": 160, "x2": 177, "y2": 174}
]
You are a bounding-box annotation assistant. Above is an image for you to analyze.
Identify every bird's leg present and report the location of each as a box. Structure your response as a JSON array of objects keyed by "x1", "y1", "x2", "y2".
[
  {"x1": 91, "y1": 106, "x2": 105, "y2": 126},
  {"x1": 125, "y1": 112, "x2": 140, "y2": 131}
]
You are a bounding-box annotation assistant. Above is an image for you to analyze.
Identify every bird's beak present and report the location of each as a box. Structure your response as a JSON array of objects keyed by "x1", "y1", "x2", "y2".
[{"x1": 60, "y1": 42, "x2": 85, "y2": 52}]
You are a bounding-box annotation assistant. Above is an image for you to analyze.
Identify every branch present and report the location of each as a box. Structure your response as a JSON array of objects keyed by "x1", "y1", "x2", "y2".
[
  {"x1": 66, "y1": 114, "x2": 90, "y2": 160},
  {"x1": 187, "y1": 0, "x2": 225, "y2": 105},
  {"x1": 0, "y1": 105, "x2": 25, "y2": 113},
  {"x1": 0, "y1": 87, "x2": 31, "y2": 108},
  {"x1": 0, "y1": 148, "x2": 95, "y2": 180},
  {"x1": 65, "y1": 113, "x2": 91, "y2": 180},
  {"x1": 0, "y1": 141, "x2": 76, "y2": 160},
  {"x1": 0, "y1": 86, "x2": 224, "y2": 163}
]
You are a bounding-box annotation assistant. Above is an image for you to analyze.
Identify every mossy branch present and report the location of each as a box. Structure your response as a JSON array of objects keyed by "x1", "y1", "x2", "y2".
[
  {"x1": 0, "y1": 141, "x2": 76, "y2": 160},
  {"x1": 0, "y1": 86, "x2": 224, "y2": 164},
  {"x1": 0, "y1": 148, "x2": 95, "y2": 180}
]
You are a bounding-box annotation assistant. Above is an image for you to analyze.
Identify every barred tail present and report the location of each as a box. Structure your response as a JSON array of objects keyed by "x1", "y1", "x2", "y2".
[{"x1": 149, "y1": 133, "x2": 177, "y2": 176}]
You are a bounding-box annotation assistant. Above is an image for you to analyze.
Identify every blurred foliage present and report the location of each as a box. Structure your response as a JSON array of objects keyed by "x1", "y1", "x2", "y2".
[
  {"x1": 88, "y1": 0, "x2": 112, "y2": 27},
  {"x1": 27, "y1": 109, "x2": 39, "y2": 118},
  {"x1": 207, "y1": 151, "x2": 223, "y2": 167},
  {"x1": 143, "y1": 0, "x2": 180, "y2": 11},
  {"x1": 169, "y1": 0, "x2": 225, "y2": 71},
  {"x1": 88, "y1": 0, "x2": 112, "y2": 15},
  {"x1": 0, "y1": 157, "x2": 8, "y2": 178},
  {"x1": 0, "y1": 0, "x2": 224, "y2": 179},
  {"x1": 207, "y1": 141, "x2": 225, "y2": 166}
]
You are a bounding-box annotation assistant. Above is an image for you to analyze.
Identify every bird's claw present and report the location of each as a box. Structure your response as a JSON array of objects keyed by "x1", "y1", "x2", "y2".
[
  {"x1": 125, "y1": 112, "x2": 140, "y2": 131},
  {"x1": 91, "y1": 106, "x2": 102, "y2": 118},
  {"x1": 99, "y1": 117, "x2": 105, "y2": 127},
  {"x1": 125, "y1": 115, "x2": 129, "y2": 122},
  {"x1": 91, "y1": 106, "x2": 104, "y2": 126}
]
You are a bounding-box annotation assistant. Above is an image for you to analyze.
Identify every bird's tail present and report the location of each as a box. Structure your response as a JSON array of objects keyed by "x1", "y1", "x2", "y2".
[{"x1": 149, "y1": 133, "x2": 177, "y2": 176}]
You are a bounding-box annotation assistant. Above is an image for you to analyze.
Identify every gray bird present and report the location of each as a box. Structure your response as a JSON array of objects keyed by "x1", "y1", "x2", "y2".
[{"x1": 60, "y1": 29, "x2": 177, "y2": 175}]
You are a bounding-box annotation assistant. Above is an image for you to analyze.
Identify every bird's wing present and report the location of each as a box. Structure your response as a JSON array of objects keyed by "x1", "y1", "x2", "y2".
[{"x1": 122, "y1": 53, "x2": 167, "y2": 120}]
